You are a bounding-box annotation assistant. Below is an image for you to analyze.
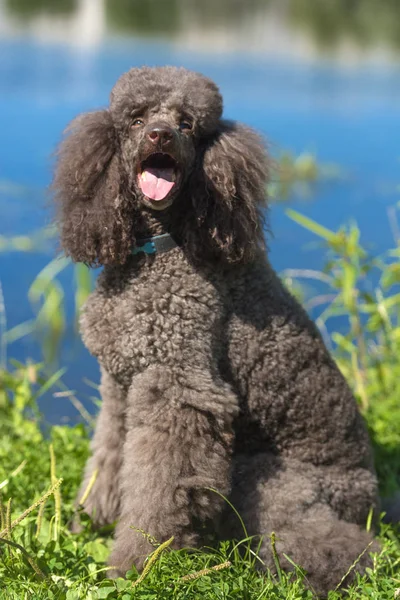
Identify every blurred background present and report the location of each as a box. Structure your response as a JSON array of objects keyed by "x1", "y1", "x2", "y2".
[{"x1": 1, "y1": 0, "x2": 400, "y2": 422}]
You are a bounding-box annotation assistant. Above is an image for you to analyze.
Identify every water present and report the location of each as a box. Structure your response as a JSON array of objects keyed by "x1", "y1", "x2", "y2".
[{"x1": 1, "y1": 0, "x2": 400, "y2": 422}]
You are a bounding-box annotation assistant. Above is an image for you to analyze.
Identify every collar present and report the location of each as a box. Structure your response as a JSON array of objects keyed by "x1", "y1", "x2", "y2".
[{"x1": 132, "y1": 233, "x2": 178, "y2": 256}]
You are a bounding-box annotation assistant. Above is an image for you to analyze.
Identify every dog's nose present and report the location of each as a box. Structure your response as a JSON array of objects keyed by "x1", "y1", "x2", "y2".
[{"x1": 147, "y1": 126, "x2": 174, "y2": 147}]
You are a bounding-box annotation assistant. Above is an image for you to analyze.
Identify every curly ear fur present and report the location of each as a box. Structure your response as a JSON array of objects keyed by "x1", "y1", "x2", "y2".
[
  {"x1": 53, "y1": 110, "x2": 133, "y2": 266},
  {"x1": 183, "y1": 120, "x2": 270, "y2": 264}
]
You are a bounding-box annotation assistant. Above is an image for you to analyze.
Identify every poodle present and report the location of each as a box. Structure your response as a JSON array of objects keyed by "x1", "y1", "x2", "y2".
[{"x1": 53, "y1": 66, "x2": 379, "y2": 596}]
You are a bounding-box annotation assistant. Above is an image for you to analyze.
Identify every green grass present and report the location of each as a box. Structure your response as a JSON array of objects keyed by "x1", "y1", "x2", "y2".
[
  {"x1": 0, "y1": 381, "x2": 398, "y2": 600},
  {"x1": 1, "y1": 209, "x2": 400, "y2": 599}
]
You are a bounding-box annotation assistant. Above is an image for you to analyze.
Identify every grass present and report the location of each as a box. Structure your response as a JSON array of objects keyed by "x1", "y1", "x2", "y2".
[
  {"x1": 1, "y1": 208, "x2": 400, "y2": 598},
  {"x1": 0, "y1": 391, "x2": 398, "y2": 600}
]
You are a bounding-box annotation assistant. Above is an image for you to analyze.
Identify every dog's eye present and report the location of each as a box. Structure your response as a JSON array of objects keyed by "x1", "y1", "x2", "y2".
[
  {"x1": 132, "y1": 119, "x2": 144, "y2": 127},
  {"x1": 179, "y1": 120, "x2": 193, "y2": 132}
]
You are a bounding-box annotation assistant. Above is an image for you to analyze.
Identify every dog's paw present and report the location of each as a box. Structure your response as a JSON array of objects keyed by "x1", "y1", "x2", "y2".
[
  {"x1": 74, "y1": 475, "x2": 121, "y2": 529},
  {"x1": 69, "y1": 514, "x2": 84, "y2": 534},
  {"x1": 108, "y1": 542, "x2": 147, "y2": 579}
]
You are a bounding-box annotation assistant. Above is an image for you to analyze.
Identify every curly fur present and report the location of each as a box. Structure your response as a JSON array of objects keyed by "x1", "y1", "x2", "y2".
[{"x1": 53, "y1": 66, "x2": 379, "y2": 597}]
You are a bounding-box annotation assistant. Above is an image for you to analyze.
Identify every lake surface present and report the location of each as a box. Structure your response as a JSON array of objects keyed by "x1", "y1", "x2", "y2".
[{"x1": 1, "y1": 1, "x2": 400, "y2": 422}]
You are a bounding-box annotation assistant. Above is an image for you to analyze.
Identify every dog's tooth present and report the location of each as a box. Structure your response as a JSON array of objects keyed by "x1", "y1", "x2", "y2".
[{"x1": 141, "y1": 172, "x2": 146, "y2": 181}]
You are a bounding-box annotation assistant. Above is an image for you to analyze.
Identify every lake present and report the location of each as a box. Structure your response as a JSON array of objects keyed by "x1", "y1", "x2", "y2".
[{"x1": 1, "y1": 0, "x2": 400, "y2": 422}]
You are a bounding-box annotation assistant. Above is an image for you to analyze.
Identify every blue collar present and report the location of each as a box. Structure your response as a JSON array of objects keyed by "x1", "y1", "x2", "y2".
[{"x1": 132, "y1": 233, "x2": 178, "y2": 256}]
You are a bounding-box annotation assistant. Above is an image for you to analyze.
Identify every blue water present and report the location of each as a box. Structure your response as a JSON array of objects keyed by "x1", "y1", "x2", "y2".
[{"x1": 1, "y1": 37, "x2": 400, "y2": 422}]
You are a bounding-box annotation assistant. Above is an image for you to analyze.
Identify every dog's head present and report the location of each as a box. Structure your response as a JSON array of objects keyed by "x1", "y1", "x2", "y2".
[
  {"x1": 53, "y1": 66, "x2": 269, "y2": 266},
  {"x1": 109, "y1": 67, "x2": 222, "y2": 212}
]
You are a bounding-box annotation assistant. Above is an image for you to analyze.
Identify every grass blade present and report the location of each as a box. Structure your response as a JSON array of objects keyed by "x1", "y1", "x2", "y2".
[
  {"x1": 286, "y1": 208, "x2": 337, "y2": 243},
  {"x1": 33, "y1": 367, "x2": 67, "y2": 401}
]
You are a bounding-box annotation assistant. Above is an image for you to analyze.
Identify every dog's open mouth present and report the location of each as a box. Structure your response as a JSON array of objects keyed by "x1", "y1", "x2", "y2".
[{"x1": 138, "y1": 153, "x2": 177, "y2": 202}]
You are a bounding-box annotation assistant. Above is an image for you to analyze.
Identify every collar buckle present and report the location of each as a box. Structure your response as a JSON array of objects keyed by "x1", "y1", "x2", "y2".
[{"x1": 132, "y1": 233, "x2": 177, "y2": 256}]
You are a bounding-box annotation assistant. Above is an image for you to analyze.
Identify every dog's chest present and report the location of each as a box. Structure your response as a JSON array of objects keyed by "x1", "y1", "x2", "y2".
[{"x1": 80, "y1": 256, "x2": 226, "y2": 382}]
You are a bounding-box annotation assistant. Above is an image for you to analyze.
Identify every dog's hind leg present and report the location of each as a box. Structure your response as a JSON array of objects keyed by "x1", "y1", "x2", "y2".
[
  {"x1": 73, "y1": 368, "x2": 127, "y2": 529},
  {"x1": 223, "y1": 453, "x2": 379, "y2": 598},
  {"x1": 107, "y1": 366, "x2": 239, "y2": 577}
]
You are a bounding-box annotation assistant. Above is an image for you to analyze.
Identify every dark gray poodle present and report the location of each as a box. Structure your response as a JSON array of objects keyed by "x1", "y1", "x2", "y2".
[{"x1": 53, "y1": 66, "x2": 379, "y2": 596}]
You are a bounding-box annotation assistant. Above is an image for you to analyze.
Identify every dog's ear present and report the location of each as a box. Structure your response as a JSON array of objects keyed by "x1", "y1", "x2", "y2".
[
  {"x1": 53, "y1": 110, "x2": 133, "y2": 266},
  {"x1": 188, "y1": 120, "x2": 269, "y2": 263}
]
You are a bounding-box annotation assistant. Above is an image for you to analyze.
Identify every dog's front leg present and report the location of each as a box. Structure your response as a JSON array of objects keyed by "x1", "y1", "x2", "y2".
[
  {"x1": 108, "y1": 366, "x2": 239, "y2": 577},
  {"x1": 73, "y1": 368, "x2": 127, "y2": 529}
]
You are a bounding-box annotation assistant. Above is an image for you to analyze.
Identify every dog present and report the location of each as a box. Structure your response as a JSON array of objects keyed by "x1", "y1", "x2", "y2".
[{"x1": 53, "y1": 66, "x2": 379, "y2": 596}]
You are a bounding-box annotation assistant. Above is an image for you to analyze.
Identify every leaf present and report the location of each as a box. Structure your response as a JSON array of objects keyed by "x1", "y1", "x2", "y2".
[
  {"x1": 14, "y1": 371, "x2": 31, "y2": 413},
  {"x1": 332, "y1": 333, "x2": 356, "y2": 354},
  {"x1": 28, "y1": 255, "x2": 70, "y2": 304},
  {"x1": 4, "y1": 320, "x2": 36, "y2": 344},
  {"x1": 285, "y1": 209, "x2": 338, "y2": 243},
  {"x1": 341, "y1": 262, "x2": 357, "y2": 310},
  {"x1": 33, "y1": 367, "x2": 67, "y2": 401},
  {"x1": 383, "y1": 293, "x2": 400, "y2": 310},
  {"x1": 35, "y1": 282, "x2": 65, "y2": 333},
  {"x1": 74, "y1": 263, "x2": 92, "y2": 318},
  {"x1": 83, "y1": 540, "x2": 110, "y2": 563},
  {"x1": 96, "y1": 585, "x2": 116, "y2": 598}
]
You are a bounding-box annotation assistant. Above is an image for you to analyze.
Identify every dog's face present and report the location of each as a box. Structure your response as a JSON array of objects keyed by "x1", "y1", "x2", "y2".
[{"x1": 109, "y1": 67, "x2": 223, "y2": 212}]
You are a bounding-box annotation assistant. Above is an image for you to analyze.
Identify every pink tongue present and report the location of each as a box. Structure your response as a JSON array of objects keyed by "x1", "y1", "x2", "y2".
[{"x1": 139, "y1": 168, "x2": 175, "y2": 201}]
